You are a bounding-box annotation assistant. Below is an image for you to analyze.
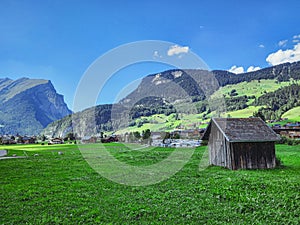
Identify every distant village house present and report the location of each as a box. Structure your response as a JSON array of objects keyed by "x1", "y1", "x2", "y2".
[
  {"x1": 272, "y1": 122, "x2": 300, "y2": 139},
  {"x1": 81, "y1": 136, "x2": 97, "y2": 144},
  {"x1": 49, "y1": 138, "x2": 64, "y2": 144}
]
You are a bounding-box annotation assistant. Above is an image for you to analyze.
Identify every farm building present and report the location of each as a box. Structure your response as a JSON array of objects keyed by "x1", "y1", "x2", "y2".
[
  {"x1": 202, "y1": 118, "x2": 280, "y2": 170},
  {"x1": 49, "y1": 138, "x2": 64, "y2": 144},
  {"x1": 272, "y1": 127, "x2": 300, "y2": 139}
]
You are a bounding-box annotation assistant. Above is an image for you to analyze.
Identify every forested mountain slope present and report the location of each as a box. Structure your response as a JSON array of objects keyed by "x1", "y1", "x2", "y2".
[{"x1": 43, "y1": 61, "x2": 300, "y2": 137}]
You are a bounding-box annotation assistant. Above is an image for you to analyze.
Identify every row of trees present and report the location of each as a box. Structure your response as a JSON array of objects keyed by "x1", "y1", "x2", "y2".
[
  {"x1": 124, "y1": 129, "x2": 183, "y2": 144},
  {"x1": 125, "y1": 129, "x2": 152, "y2": 144}
]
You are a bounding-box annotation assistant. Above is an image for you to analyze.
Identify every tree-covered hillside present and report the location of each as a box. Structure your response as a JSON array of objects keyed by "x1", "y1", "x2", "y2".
[
  {"x1": 253, "y1": 84, "x2": 300, "y2": 120},
  {"x1": 214, "y1": 61, "x2": 300, "y2": 86},
  {"x1": 43, "y1": 61, "x2": 300, "y2": 137}
]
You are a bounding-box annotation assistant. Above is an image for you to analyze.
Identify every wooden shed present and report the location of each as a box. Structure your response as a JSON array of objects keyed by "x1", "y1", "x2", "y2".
[{"x1": 202, "y1": 118, "x2": 280, "y2": 170}]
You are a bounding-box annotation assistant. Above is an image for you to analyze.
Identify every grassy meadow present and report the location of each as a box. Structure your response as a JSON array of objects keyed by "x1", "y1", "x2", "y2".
[
  {"x1": 211, "y1": 79, "x2": 299, "y2": 99},
  {"x1": 1, "y1": 143, "x2": 300, "y2": 224},
  {"x1": 282, "y1": 106, "x2": 300, "y2": 122}
]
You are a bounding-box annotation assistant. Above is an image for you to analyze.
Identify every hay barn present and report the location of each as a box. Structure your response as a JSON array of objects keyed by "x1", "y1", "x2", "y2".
[{"x1": 202, "y1": 118, "x2": 280, "y2": 170}]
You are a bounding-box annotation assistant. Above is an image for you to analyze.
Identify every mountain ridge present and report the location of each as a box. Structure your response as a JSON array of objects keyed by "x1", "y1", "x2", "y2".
[
  {"x1": 0, "y1": 78, "x2": 72, "y2": 135},
  {"x1": 43, "y1": 61, "x2": 300, "y2": 138},
  {"x1": 0, "y1": 77, "x2": 48, "y2": 102}
]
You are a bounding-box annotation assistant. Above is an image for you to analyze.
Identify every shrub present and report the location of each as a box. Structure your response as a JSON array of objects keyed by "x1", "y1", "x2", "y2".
[
  {"x1": 201, "y1": 140, "x2": 208, "y2": 146},
  {"x1": 278, "y1": 136, "x2": 300, "y2": 145},
  {"x1": 276, "y1": 136, "x2": 288, "y2": 144},
  {"x1": 288, "y1": 140, "x2": 293, "y2": 145}
]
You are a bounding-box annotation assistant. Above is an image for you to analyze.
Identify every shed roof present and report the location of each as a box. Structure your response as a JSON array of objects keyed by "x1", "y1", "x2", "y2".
[{"x1": 202, "y1": 117, "x2": 280, "y2": 142}]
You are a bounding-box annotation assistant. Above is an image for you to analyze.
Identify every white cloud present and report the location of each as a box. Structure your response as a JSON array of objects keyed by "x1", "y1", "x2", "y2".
[
  {"x1": 229, "y1": 65, "x2": 261, "y2": 74},
  {"x1": 153, "y1": 50, "x2": 162, "y2": 58},
  {"x1": 259, "y1": 44, "x2": 265, "y2": 48},
  {"x1": 229, "y1": 65, "x2": 244, "y2": 74},
  {"x1": 247, "y1": 66, "x2": 261, "y2": 72},
  {"x1": 167, "y1": 45, "x2": 189, "y2": 56},
  {"x1": 266, "y1": 43, "x2": 300, "y2": 66},
  {"x1": 293, "y1": 34, "x2": 300, "y2": 39},
  {"x1": 278, "y1": 39, "x2": 288, "y2": 47},
  {"x1": 293, "y1": 39, "x2": 299, "y2": 43}
]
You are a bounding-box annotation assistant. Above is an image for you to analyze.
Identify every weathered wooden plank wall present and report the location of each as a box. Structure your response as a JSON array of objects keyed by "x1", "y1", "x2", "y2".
[
  {"x1": 208, "y1": 123, "x2": 233, "y2": 169},
  {"x1": 231, "y1": 142, "x2": 276, "y2": 170}
]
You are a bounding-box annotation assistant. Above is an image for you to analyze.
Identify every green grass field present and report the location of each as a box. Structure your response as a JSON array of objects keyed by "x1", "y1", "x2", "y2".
[
  {"x1": 211, "y1": 79, "x2": 298, "y2": 99},
  {"x1": 116, "y1": 113, "x2": 206, "y2": 134},
  {"x1": 1, "y1": 143, "x2": 300, "y2": 224},
  {"x1": 282, "y1": 106, "x2": 300, "y2": 122},
  {"x1": 222, "y1": 106, "x2": 262, "y2": 118}
]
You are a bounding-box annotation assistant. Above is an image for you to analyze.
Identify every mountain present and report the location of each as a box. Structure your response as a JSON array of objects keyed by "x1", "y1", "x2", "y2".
[
  {"x1": 120, "y1": 61, "x2": 300, "y2": 106},
  {"x1": 43, "y1": 61, "x2": 300, "y2": 137},
  {"x1": 0, "y1": 77, "x2": 72, "y2": 135},
  {"x1": 213, "y1": 61, "x2": 300, "y2": 86},
  {"x1": 119, "y1": 69, "x2": 208, "y2": 105}
]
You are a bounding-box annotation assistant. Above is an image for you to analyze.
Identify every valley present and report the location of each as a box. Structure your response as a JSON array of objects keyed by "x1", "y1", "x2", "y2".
[{"x1": 1, "y1": 61, "x2": 300, "y2": 138}]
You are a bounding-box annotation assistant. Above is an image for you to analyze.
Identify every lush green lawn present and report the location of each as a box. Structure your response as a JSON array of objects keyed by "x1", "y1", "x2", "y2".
[
  {"x1": 282, "y1": 106, "x2": 300, "y2": 122},
  {"x1": 1, "y1": 143, "x2": 300, "y2": 224}
]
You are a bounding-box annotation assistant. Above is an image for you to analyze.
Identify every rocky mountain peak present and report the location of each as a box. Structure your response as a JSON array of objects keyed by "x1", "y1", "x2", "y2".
[{"x1": 0, "y1": 77, "x2": 71, "y2": 135}]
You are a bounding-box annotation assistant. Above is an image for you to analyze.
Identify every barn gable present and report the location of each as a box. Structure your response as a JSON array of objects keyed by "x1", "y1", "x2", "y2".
[{"x1": 202, "y1": 118, "x2": 280, "y2": 170}]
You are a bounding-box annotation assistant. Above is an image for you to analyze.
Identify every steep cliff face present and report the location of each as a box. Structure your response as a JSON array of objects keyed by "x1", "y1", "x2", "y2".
[
  {"x1": 27, "y1": 82, "x2": 72, "y2": 126},
  {"x1": 0, "y1": 78, "x2": 71, "y2": 135}
]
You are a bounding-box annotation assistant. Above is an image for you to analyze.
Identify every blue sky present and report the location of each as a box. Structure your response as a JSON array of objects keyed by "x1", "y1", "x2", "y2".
[{"x1": 0, "y1": 0, "x2": 300, "y2": 111}]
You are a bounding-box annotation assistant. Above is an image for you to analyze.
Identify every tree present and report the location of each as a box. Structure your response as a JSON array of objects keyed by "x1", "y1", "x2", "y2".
[
  {"x1": 41, "y1": 134, "x2": 46, "y2": 141},
  {"x1": 253, "y1": 111, "x2": 265, "y2": 121},
  {"x1": 66, "y1": 132, "x2": 75, "y2": 141},
  {"x1": 100, "y1": 132, "x2": 104, "y2": 138},
  {"x1": 133, "y1": 131, "x2": 141, "y2": 140},
  {"x1": 142, "y1": 129, "x2": 151, "y2": 140},
  {"x1": 161, "y1": 132, "x2": 171, "y2": 144},
  {"x1": 230, "y1": 89, "x2": 238, "y2": 97},
  {"x1": 172, "y1": 132, "x2": 180, "y2": 139}
]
